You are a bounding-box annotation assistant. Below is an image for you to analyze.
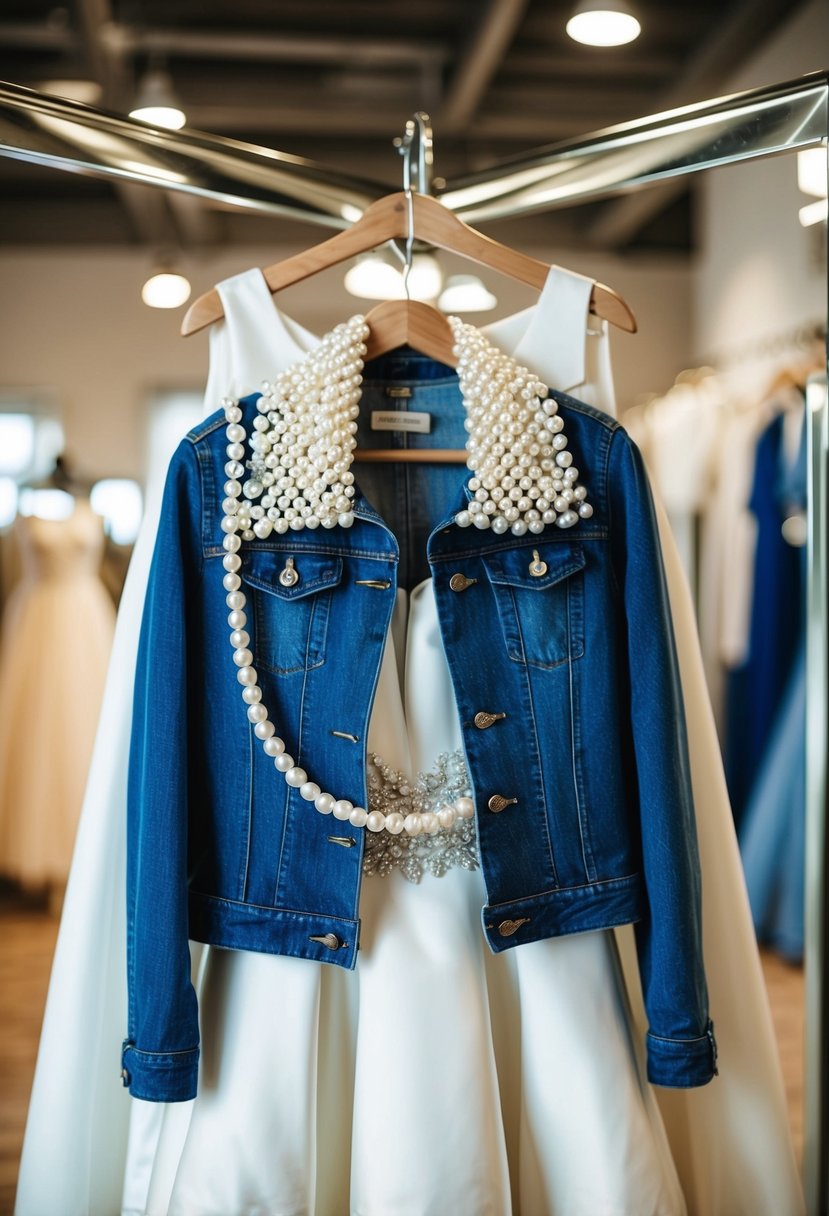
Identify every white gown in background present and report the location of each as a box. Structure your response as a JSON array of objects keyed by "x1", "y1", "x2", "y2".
[
  {"x1": 0, "y1": 500, "x2": 115, "y2": 887},
  {"x1": 15, "y1": 269, "x2": 803, "y2": 1215}
]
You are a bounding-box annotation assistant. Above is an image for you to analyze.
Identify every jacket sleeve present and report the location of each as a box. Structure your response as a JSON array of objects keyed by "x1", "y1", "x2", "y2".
[
  {"x1": 122, "y1": 437, "x2": 203, "y2": 1102},
  {"x1": 608, "y1": 426, "x2": 718, "y2": 1088}
]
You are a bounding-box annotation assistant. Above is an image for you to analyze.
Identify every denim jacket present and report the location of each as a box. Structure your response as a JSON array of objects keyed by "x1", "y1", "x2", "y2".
[{"x1": 123, "y1": 362, "x2": 716, "y2": 1103}]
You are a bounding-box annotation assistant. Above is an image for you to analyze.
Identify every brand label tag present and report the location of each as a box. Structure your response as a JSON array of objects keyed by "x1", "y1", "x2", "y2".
[{"x1": 370, "y1": 410, "x2": 431, "y2": 434}]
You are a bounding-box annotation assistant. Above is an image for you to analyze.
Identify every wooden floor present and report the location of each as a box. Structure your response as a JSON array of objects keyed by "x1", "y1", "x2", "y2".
[{"x1": 0, "y1": 894, "x2": 807, "y2": 1216}]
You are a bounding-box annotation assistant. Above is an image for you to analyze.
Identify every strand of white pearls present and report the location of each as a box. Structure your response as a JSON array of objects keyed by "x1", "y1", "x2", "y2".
[
  {"x1": 449, "y1": 316, "x2": 593, "y2": 536},
  {"x1": 223, "y1": 316, "x2": 371, "y2": 539},
  {"x1": 221, "y1": 399, "x2": 476, "y2": 838}
]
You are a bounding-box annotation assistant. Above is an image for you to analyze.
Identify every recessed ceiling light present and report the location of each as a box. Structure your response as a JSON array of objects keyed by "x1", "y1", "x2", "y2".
[{"x1": 566, "y1": 0, "x2": 641, "y2": 47}]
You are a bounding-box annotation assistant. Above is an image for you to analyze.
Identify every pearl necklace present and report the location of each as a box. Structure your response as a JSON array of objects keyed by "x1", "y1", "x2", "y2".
[{"x1": 220, "y1": 315, "x2": 592, "y2": 836}]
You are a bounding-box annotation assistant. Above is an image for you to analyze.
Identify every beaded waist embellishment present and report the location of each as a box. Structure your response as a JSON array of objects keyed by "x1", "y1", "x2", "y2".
[{"x1": 362, "y1": 750, "x2": 480, "y2": 882}]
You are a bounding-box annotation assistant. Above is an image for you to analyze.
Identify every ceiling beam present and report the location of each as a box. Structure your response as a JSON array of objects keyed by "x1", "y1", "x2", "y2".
[
  {"x1": 74, "y1": 0, "x2": 216, "y2": 249},
  {"x1": 101, "y1": 25, "x2": 449, "y2": 67},
  {"x1": 586, "y1": 0, "x2": 803, "y2": 248},
  {"x1": 438, "y1": 0, "x2": 531, "y2": 135}
]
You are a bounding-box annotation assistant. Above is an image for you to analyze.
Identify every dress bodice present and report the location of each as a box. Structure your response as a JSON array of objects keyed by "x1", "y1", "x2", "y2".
[{"x1": 15, "y1": 500, "x2": 105, "y2": 584}]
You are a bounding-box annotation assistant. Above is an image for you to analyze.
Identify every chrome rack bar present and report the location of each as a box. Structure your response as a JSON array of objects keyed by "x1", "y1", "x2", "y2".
[
  {"x1": 0, "y1": 79, "x2": 385, "y2": 228},
  {"x1": 438, "y1": 71, "x2": 828, "y2": 221}
]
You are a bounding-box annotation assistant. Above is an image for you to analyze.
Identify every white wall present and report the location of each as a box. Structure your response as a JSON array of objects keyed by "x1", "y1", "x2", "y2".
[
  {"x1": 0, "y1": 246, "x2": 691, "y2": 484},
  {"x1": 693, "y1": 0, "x2": 827, "y2": 394}
]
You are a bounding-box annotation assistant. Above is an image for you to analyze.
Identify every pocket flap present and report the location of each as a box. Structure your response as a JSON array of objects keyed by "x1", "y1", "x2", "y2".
[
  {"x1": 241, "y1": 550, "x2": 343, "y2": 601},
  {"x1": 484, "y1": 542, "x2": 586, "y2": 591}
]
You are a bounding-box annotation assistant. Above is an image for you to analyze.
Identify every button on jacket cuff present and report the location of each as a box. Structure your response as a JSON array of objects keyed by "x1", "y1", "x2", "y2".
[
  {"x1": 645, "y1": 1021, "x2": 718, "y2": 1088},
  {"x1": 121, "y1": 1040, "x2": 199, "y2": 1103}
]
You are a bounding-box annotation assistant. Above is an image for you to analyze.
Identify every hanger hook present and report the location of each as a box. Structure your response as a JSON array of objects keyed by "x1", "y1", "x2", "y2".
[{"x1": 393, "y1": 112, "x2": 433, "y2": 301}]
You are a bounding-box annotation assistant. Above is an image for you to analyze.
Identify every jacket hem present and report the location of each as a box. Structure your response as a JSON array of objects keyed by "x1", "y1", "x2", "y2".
[
  {"x1": 188, "y1": 889, "x2": 360, "y2": 970},
  {"x1": 645, "y1": 1021, "x2": 718, "y2": 1088}
]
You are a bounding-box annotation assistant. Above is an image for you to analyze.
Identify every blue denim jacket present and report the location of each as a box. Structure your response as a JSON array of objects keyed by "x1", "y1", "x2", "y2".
[{"x1": 123, "y1": 353, "x2": 716, "y2": 1103}]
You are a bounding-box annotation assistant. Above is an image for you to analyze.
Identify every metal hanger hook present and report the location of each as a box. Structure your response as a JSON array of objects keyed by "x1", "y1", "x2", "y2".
[{"x1": 393, "y1": 112, "x2": 434, "y2": 300}]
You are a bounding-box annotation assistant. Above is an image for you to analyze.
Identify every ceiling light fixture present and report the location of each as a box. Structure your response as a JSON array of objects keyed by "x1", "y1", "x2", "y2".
[
  {"x1": 129, "y1": 68, "x2": 186, "y2": 130},
  {"x1": 344, "y1": 252, "x2": 443, "y2": 302},
  {"x1": 344, "y1": 255, "x2": 405, "y2": 300},
  {"x1": 141, "y1": 270, "x2": 192, "y2": 309},
  {"x1": 566, "y1": 0, "x2": 641, "y2": 47},
  {"x1": 796, "y1": 147, "x2": 827, "y2": 227},
  {"x1": 437, "y1": 275, "x2": 497, "y2": 313}
]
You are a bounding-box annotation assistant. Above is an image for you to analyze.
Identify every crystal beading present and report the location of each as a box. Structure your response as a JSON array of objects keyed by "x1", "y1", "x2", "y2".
[{"x1": 220, "y1": 315, "x2": 593, "y2": 837}]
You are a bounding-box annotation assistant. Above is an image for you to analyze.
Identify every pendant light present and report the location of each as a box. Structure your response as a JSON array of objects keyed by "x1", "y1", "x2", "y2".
[
  {"x1": 437, "y1": 275, "x2": 497, "y2": 313},
  {"x1": 142, "y1": 270, "x2": 192, "y2": 309},
  {"x1": 130, "y1": 67, "x2": 186, "y2": 130},
  {"x1": 566, "y1": 0, "x2": 641, "y2": 47}
]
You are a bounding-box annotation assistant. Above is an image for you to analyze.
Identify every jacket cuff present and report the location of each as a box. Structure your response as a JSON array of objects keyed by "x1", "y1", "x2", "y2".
[
  {"x1": 646, "y1": 1021, "x2": 718, "y2": 1089},
  {"x1": 121, "y1": 1039, "x2": 199, "y2": 1102}
]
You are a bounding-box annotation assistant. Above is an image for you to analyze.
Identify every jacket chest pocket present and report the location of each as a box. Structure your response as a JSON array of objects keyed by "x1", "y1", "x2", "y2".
[
  {"x1": 241, "y1": 550, "x2": 343, "y2": 675},
  {"x1": 483, "y1": 543, "x2": 586, "y2": 669}
]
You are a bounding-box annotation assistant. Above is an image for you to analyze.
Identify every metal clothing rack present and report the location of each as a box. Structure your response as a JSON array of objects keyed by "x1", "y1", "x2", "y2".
[{"x1": 1, "y1": 68, "x2": 828, "y2": 1213}]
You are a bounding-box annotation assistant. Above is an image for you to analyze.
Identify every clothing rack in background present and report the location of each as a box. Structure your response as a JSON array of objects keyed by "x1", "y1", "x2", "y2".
[{"x1": 0, "y1": 69, "x2": 828, "y2": 1214}]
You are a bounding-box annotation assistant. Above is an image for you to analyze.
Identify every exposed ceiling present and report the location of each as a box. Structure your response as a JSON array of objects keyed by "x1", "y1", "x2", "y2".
[{"x1": 0, "y1": 0, "x2": 804, "y2": 252}]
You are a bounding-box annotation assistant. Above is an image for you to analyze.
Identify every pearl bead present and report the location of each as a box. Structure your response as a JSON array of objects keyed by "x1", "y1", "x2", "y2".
[
  {"x1": 247, "y1": 703, "x2": 267, "y2": 723},
  {"x1": 437, "y1": 805, "x2": 457, "y2": 828},
  {"x1": 300, "y1": 781, "x2": 321, "y2": 802},
  {"x1": 420, "y1": 812, "x2": 440, "y2": 834},
  {"x1": 455, "y1": 797, "x2": 475, "y2": 819},
  {"x1": 234, "y1": 648, "x2": 254, "y2": 668},
  {"x1": 333, "y1": 799, "x2": 353, "y2": 821},
  {"x1": 237, "y1": 667, "x2": 257, "y2": 686},
  {"x1": 275, "y1": 753, "x2": 294, "y2": 772},
  {"x1": 578, "y1": 502, "x2": 594, "y2": 518},
  {"x1": 403, "y1": 812, "x2": 423, "y2": 836},
  {"x1": 223, "y1": 553, "x2": 242, "y2": 572},
  {"x1": 255, "y1": 720, "x2": 275, "y2": 740},
  {"x1": 285, "y1": 767, "x2": 307, "y2": 787},
  {"x1": 385, "y1": 811, "x2": 405, "y2": 834},
  {"x1": 226, "y1": 590, "x2": 246, "y2": 610},
  {"x1": 223, "y1": 572, "x2": 241, "y2": 591},
  {"x1": 242, "y1": 685, "x2": 261, "y2": 703},
  {"x1": 264, "y1": 736, "x2": 285, "y2": 756},
  {"x1": 314, "y1": 791, "x2": 335, "y2": 813},
  {"x1": 365, "y1": 809, "x2": 385, "y2": 831}
]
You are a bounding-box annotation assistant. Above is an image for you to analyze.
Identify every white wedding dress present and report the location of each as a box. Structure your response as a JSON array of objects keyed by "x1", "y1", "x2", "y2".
[{"x1": 16, "y1": 268, "x2": 803, "y2": 1216}]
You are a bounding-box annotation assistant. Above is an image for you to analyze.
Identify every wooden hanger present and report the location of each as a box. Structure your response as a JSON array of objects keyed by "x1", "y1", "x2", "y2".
[
  {"x1": 182, "y1": 191, "x2": 637, "y2": 464},
  {"x1": 181, "y1": 191, "x2": 637, "y2": 337}
]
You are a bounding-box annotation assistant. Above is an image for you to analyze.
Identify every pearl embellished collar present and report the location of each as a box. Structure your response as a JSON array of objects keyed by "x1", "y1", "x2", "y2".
[
  {"x1": 218, "y1": 314, "x2": 592, "y2": 840},
  {"x1": 221, "y1": 313, "x2": 592, "y2": 546}
]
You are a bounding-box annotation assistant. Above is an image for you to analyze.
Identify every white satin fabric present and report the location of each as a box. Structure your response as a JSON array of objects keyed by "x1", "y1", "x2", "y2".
[{"x1": 16, "y1": 268, "x2": 802, "y2": 1215}]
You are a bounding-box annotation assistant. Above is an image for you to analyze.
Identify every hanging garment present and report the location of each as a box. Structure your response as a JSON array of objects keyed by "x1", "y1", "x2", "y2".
[
  {"x1": 124, "y1": 348, "x2": 688, "y2": 1214},
  {"x1": 724, "y1": 408, "x2": 805, "y2": 826},
  {"x1": 15, "y1": 269, "x2": 803, "y2": 1216},
  {"x1": 739, "y1": 406, "x2": 807, "y2": 960},
  {"x1": 0, "y1": 499, "x2": 115, "y2": 887}
]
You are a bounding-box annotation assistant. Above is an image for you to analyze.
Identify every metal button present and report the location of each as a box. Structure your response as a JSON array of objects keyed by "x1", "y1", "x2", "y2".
[
  {"x1": 120, "y1": 1067, "x2": 130, "y2": 1085},
  {"x1": 487, "y1": 794, "x2": 518, "y2": 813},
  {"x1": 497, "y1": 917, "x2": 531, "y2": 937},
  {"x1": 309, "y1": 932, "x2": 344, "y2": 950},
  {"x1": 278, "y1": 556, "x2": 299, "y2": 587},
  {"x1": 449, "y1": 572, "x2": 477, "y2": 592},
  {"x1": 529, "y1": 549, "x2": 547, "y2": 577},
  {"x1": 474, "y1": 711, "x2": 506, "y2": 730}
]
